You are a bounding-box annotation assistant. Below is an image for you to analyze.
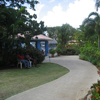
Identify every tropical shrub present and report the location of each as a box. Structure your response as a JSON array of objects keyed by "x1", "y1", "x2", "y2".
[
  {"x1": 60, "y1": 44, "x2": 80, "y2": 55},
  {"x1": 56, "y1": 48, "x2": 62, "y2": 54},
  {"x1": 61, "y1": 48, "x2": 77, "y2": 55},
  {"x1": 0, "y1": 48, "x2": 20, "y2": 69},
  {"x1": 97, "y1": 61, "x2": 100, "y2": 67},
  {"x1": 88, "y1": 56, "x2": 98, "y2": 65},
  {"x1": 66, "y1": 49, "x2": 76, "y2": 55},
  {"x1": 66, "y1": 44, "x2": 80, "y2": 54},
  {"x1": 26, "y1": 45, "x2": 45, "y2": 64},
  {"x1": 79, "y1": 46, "x2": 100, "y2": 65},
  {"x1": 71, "y1": 44, "x2": 80, "y2": 54},
  {"x1": 79, "y1": 54, "x2": 88, "y2": 61},
  {"x1": 61, "y1": 48, "x2": 67, "y2": 55},
  {"x1": 89, "y1": 71, "x2": 100, "y2": 100},
  {"x1": 95, "y1": 51, "x2": 100, "y2": 60},
  {"x1": 0, "y1": 45, "x2": 45, "y2": 69},
  {"x1": 49, "y1": 49, "x2": 55, "y2": 54}
]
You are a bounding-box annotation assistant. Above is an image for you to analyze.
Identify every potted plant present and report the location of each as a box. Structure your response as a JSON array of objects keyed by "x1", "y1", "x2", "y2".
[
  {"x1": 56, "y1": 48, "x2": 62, "y2": 56},
  {"x1": 49, "y1": 49, "x2": 55, "y2": 57}
]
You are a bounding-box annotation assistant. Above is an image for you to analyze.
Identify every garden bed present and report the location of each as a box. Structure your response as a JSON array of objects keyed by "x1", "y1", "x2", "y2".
[{"x1": 83, "y1": 65, "x2": 100, "y2": 100}]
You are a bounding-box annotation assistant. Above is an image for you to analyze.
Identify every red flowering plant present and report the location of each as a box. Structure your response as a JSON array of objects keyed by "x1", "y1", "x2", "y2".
[
  {"x1": 89, "y1": 71, "x2": 100, "y2": 100},
  {"x1": 98, "y1": 71, "x2": 100, "y2": 76}
]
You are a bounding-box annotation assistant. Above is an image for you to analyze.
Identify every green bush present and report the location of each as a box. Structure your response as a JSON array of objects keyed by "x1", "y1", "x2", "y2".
[
  {"x1": 80, "y1": 46, "x2": 97, "y2": 56},
  {"x1": 95, "y1": 51, "x2": 100, "y2": 60},
  {"x1": 90, "y1": 72, "x2": 100, "y2": 100},
  {"x1": 0, "y1": 48, "x2": 19, "y2": 69},
  {"x1": 79, "y1": 46, "x2": 100, "y2": 65},
  {"x1": 79, "y1": 54, "x2": 88, "y2": 61},
  {"x1": 88, "y1": 56, "x2": 98, "y2": 65},
  {"x1": 26, "y1": 45, "x2": 45, "y2": 64},
  {"x1": 70, "y1": 44, "x2": 80, "y2": 54},
  {"x1": 17, "y1": 46, "x2": 45, "y2": 64},
  {"x1": 66, "y1": 49, "x2": 76, "y2": 55},
  {"x1": 91, "y1": 59, "x2": 98, "y2": 65},
  {"x1": 61, "y1": 48, "x2": 77, "y2": 55},
  {"x1": 97, "y1": 61, "x2": 100, "y2": 66},
  {"x1": 61, "y1": 48, "x2": 67, "y2": 55},
  {"x1": 49, "y1": 49, "x2": 55, "y2": 54},
  {"x1": 60, "y1": 44, "x2": 80, "y2": 55},
  {"x1": 0, "y1": 46, "x2": 45, "y2": 69},
  {"x1": 56, "y1": 48, "x2": 62, "y2": 54}
]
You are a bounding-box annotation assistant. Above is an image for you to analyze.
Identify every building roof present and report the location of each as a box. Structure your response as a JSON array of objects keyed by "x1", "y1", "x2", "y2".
[
  {"x1": 16, "y1": 34, "x2": 53, "y2": 41},
  {"x1": 48, "y1": 39, "x2": 57, "y2": 44},
  {"x1": 31, "y1": 34, "x2": 53, "y2": 41}
]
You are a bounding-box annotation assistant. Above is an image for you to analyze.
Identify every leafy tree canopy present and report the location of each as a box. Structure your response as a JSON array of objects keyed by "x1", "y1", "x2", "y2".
[
  {"x1": 0, "y1": 0, "x2": 47, "y2": 67},
  {"x1": 0, "y1": 0, "x2": 39, "y2": 10},
  {"x1": 47, "y1": 24, "x2": 76, "y2": 49},
  {"x1": 96, "y1": 0, "x2": 100, "y2": 11},
  {"x1": 47, "y1": 27, "x2": 57, "y2": 39}
]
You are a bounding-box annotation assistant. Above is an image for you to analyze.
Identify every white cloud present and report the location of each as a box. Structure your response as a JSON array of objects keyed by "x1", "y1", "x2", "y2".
[
  {"x1": 42, "y1": 4, "x2": 67, "y2": 27},
  {"x1": 41, "y1": 0, "x2": 96, "y2": 28},
  {"x1": 66, "y1": 0, "x2": 96, "y2": 28},
  {"x1": 27, "y1": 3, "x2": 44, "y2": 19}
]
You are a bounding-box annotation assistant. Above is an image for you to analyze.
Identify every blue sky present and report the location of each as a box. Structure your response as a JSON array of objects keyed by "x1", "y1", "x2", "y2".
[{"x1": 27, "y1": 0, "x2": 98, "y2": 29}]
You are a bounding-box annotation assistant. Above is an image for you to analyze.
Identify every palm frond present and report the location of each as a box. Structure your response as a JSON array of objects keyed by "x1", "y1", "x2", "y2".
[
  {"x1": 88, "y1": 12, "x2": 99, "y2": 19},
  {"x1": 82, "y1": 18, "x2": 96, "y2": 26}
]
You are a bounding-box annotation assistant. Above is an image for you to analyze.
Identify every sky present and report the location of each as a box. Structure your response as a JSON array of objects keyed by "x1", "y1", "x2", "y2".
[{"x1": 27, "y1": 0, "x2": 98, "y2": 29}]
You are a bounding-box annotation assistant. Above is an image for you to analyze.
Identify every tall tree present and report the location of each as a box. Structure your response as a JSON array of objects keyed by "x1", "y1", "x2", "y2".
[
  {"x1": 0, "y1": 0, "x2": 39, "y2": 10},
  {"x1": 0, "y1": 7, "x2": 29, "y2": 65},
  {"x1": 73, "y1": 29, "x2": 84, "y2": 47},
  {"x1": 56, "y1": 23, "x2": 76, "y2": 49},
  {"x1": 47, "y1": 27, "x2": 57, "y2": 39},
  {"x1": 0, "y1": 0, "x2": 47, "y2": 67},
  {"x1": 0, "y1": 7, "x2": 46, "y2": 50},
  {"x1": 88, "y1": 12, "x2": 100, "y2": 47},
  {"x1": 0, "y1": 0, "x2": 39, "y2": 55},
  {"x1": 82, "y1": 18, "x2": 96, "y2": 41},
  {"x1": 24, "y1": 20, "x2": 46, "y2": 46},
  {"x1": 95, "y1": 0, "x2": 100, "y2": 11}
]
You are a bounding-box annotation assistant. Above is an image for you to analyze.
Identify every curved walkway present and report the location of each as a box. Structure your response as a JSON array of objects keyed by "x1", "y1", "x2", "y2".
[{"x1": 6, "y1": 56, "x2": 99, "y2": 100}]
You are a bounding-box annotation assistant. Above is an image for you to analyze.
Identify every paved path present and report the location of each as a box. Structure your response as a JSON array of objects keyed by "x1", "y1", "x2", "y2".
[{"x1": 6, "y1": 56, "x2": 99, "y2": 100}]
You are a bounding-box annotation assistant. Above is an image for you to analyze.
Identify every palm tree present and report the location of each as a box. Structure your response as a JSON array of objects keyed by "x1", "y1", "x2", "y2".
[
  {"x1": 82, "y1": 18, "x2": 96, "y2": 39},
  {"x1": 47, "y1": 27, "x2": 56, "y2": 39},
  {"x1": 95, "y1": 0, "x2": 100, "y2": 11},
  {"x1": 56, "y1": 23, "x2": 76, "y2": 49},
  {"x1": 88, "y1": 12, "x2": 100, "y2": 47}
]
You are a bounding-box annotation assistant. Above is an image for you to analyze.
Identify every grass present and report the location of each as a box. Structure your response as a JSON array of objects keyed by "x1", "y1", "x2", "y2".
[{"x1": 0, "y1": 62, "x2": 69, "y2": 100}]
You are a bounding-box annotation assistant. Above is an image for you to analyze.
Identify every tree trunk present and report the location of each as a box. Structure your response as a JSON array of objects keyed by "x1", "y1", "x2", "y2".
[{"x1": 98, "y1": 34, "x2": 100, "y2": 47}]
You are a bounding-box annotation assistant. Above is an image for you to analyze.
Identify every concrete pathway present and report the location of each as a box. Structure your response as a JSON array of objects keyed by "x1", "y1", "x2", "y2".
[{"x1": 6, "y1": 56, "x2": 99, "y2": 100}]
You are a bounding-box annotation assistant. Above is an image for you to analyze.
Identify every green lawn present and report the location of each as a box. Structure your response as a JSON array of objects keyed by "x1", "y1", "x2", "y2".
[{"x1": 0, "y1": 62, "x2": 69, "y2": 100}]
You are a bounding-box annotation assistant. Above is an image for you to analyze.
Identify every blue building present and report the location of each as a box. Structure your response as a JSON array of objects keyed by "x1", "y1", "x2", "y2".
[{"x1": 31, "y1": 34, "x2": 53, "y2": 56}]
